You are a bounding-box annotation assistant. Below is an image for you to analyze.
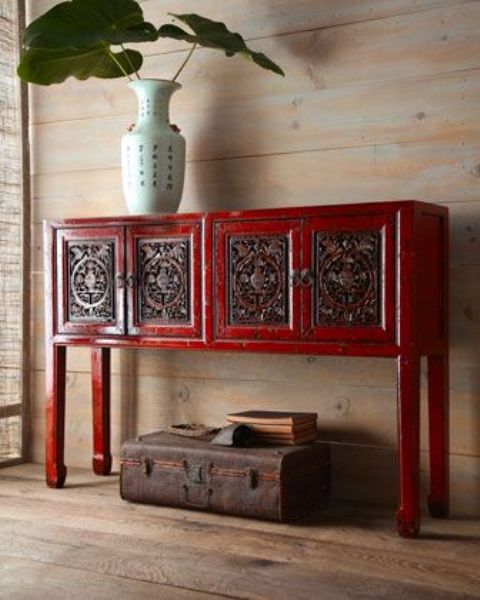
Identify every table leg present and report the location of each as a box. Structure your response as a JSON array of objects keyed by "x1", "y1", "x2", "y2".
[
  {"x1": 396, "y1": 354, "x2": 421, "y2": 538},
  {"x1": 427, "y1": 353, "x2": 450, "y2": 518},
  {"x1": 45, "y1": 344, "x2": 67, "y2": 488},
  {"x1": 91, "y1": 347, "x2": 112, "y2": 475}
]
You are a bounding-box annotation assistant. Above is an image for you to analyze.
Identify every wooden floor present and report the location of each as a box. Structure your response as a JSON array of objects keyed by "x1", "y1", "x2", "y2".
[{"x1": 0, "y1": 464, "x2": 479, "y2": 599}]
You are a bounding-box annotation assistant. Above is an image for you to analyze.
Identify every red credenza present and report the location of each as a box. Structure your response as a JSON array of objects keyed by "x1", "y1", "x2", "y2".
[{"x1": 44, "y1": 200, "x2": 449, "y2": 538}]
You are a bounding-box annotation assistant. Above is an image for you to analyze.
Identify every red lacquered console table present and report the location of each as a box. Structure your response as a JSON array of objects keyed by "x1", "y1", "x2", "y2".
[{"x1": 43, "y1": 200, "x2": 449, "y2": 537}]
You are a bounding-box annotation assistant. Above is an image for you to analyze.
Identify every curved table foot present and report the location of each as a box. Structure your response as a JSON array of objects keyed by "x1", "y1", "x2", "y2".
[
  {"x1": 46, "y1": 464, "x2": 67, "y2": 489},
  {"x1": 396, "y1": 509, "x2": 420, "y2": 538},
  {"x1": 93, "y1": 454, "x2": 112, "y2": 476}
]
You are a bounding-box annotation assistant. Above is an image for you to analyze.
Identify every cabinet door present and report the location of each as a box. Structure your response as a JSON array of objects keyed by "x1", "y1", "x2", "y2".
[
  {"x1": 126, "y1": 223, "x2": 202, "y2": 337},
  {"x1": 56, "y1": 227, "x2": 125, "y2": 335},
  {"x1": 302, "y1": 213, "x2": 395, "y2": 342},
  {"x1": 214, "y1": 219, "x2": 301, "y2": 341}
]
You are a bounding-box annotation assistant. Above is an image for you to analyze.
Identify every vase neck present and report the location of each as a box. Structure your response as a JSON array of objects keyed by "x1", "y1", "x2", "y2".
[{"x1": 128, "y1": 79, "x2": 181, "y2": 126}]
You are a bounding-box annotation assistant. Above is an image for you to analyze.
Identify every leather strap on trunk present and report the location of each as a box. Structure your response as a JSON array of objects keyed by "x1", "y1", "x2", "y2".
[{"x1": 120, "y1": 458, "x2": 280, "y2": 488}]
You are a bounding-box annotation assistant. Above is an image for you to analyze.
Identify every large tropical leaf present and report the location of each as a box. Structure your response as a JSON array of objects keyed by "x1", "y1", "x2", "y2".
[
  {"x1": 17, "y1": 45, "x2": 142, "y2": 85},
  {"x1": 22, "y1": 0, "x2": 157, "y2": 49},
  {"x1": 158, "y1": 14, "x2": 284, "y2": 76}
]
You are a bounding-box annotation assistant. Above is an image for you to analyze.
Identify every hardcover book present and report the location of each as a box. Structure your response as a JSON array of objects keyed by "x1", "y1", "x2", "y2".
[{"x1": 227, "y1": 411, "x2": 318, "y2": 426}]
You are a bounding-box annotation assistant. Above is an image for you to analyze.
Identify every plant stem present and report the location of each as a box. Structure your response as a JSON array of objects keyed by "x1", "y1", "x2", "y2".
[
  {"x1": 172, "y1": 43, "x2": 197, "y2": 82},
  {"x1": 106, "y1": 46, "x2": 132, "y2": 82},
  {"x1": 121, "y1": 43, "x2": 141, "y2": 80}
]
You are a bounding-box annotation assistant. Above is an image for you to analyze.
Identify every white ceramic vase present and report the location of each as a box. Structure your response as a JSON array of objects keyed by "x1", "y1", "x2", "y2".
[{"x1": 121, "y1": 79, "x2": 186, "y2": 214}]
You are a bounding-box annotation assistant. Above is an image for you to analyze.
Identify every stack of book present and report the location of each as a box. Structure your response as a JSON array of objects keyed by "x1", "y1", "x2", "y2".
[{"x1": 226, "y1": 411, "x2": 318, "y2": 445}]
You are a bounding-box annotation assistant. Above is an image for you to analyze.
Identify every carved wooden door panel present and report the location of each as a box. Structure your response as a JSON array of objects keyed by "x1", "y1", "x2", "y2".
[
  {"x1": 126, "y1": 222, "x2": 202, "y2": 337},
  {"x1": 56, "y1": 227, "x2": 125, "y2": 335},
  {"x1": 302, "y1": 213, "x2": 396, "y2": 342},
  {"x1": 214, "y1": 219, "x2": 301, "y2": 341}
]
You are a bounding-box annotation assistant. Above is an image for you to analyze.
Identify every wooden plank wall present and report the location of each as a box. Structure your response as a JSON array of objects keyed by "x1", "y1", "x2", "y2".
[{"x1": 26, "y1": 0, "x2": 480, "y2": 515}]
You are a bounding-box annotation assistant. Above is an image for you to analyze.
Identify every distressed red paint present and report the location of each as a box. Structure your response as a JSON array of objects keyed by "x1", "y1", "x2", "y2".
[{"x1": 43, "y1": 200, "x2": 449, "y2": 538}]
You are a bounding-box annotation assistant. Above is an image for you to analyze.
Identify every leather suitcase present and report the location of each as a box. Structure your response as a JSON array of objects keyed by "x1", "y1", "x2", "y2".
[{"x1": 120, "y1": 431, "x2": 330, "y2": 521}]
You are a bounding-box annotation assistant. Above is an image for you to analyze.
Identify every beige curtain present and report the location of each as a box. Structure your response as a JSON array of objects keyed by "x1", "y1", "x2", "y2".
[{"x1": 0, "y1": 0, "x2": 25, "y2": 463}]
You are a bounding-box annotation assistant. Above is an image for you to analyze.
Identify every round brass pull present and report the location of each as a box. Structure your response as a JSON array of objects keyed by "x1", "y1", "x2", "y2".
[
  {"x1": 115, "y1": 273, "x2": 125, "y2": 288},
  {"x1": 125, "y1": 274, "x2": 136, "y2": 288},
  {"x1": 301, "y1": 269, "x2": 314, "y2": 287},
  {"x1": 289, "y1": 270, "x2": 301, "y2": 287}
]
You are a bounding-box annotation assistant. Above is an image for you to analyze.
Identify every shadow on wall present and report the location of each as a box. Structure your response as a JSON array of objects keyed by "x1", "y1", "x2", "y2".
[
  {"x1": 188, "y1": 66, "x2": 267, "y2": 213},
  {"x1": 448, "y1": 228, "x2": 480, "y2": 510},
  {"x1": 119, "y1": 349, "x2": 199, "y2": 443},
  {"x1": 120, "y1": 350, "x2": 138, "y2": 444},
  {"x1": 186, "y1": 9, "x2": 338, "y2": 213}
]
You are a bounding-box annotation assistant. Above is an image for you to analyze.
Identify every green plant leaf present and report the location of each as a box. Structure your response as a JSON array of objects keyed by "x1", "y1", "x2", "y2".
[
  {"x1": 17, "y1": 45, "x2": 142, "y2": 85},
  {"x1": 158, "y1": 14, "x2": 284, "y2": 76},
  {"x1": 22, "y1": 0, "x2": 158, "y2": 49},
  {"x1": 157, "y1": 24, "x2": 198, "y2": 44}
]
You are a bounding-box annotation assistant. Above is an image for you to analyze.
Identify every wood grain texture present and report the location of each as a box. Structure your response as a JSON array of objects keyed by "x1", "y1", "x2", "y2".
[
  {"x1": 30, "y1": 139, "x2": 480, "y2": 223},
  {"x1": 1, "y1": 464, "x2": 479, "y2": 598},
  {"x1": 4, "y1": 515, "x2": 477, "y2": 599},
  {"x1": 0, "y1": 557, "x2": 220, "y2": 600},
  {"x1": 28, "y1": 0, "x2": 469, "y2": 40},
  {"x1": 26, "y1": 0, "x2": 480, "y2": 513},
  {"x1": 29, "y1": 3, "x2": 480, "y2": 126},
  {"x1": 29, "y1": 2, "x2": 480, "y2": 175},
  {"x1": 2, "y1": 462, "x2": 479, "y2": 553},
  {"x1": 29, "y1": 69, "x2": 480, "y2": 168}
]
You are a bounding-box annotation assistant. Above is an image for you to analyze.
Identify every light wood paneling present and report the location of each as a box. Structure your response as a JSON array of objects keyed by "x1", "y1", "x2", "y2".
[
  {"x1": 29, "y1": 3, "x2": 480, "y2": 125},
  {"x1": 29, "y1": 3, "x2": 480, "y2": 175},
  {"x1": 27, "y1": 0, "x2": 480, "y2": 514},
  {"x1": 30, "y1": 139, "x2": 480, "y2": 222},
  {"x1": 30, "y1": 70, "x2": 480, "y2": 174},
  {"x1": 29, "y1": 0, "x2": 468, "y2": 39}
]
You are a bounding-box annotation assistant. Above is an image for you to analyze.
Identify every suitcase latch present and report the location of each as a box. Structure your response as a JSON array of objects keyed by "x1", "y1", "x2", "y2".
[
  {"x1": 142, "y1": 457, "x2": 153, "y2": 476},
  {"x1": 182, "y1": 462, "x2": 212, "y2": 508},
  {"x1": 245, "y1": 467, "x2": 258, "y2": 490},
  {"x1": 186, "y1": 464, "x2": 204, "y2": 485}
]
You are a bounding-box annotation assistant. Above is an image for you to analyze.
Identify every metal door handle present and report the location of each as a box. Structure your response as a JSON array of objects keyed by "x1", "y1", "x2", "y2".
[
  {"x1": 301, "y1": 269, "x2": 314, "y2": 287},
  {"x1": 125, "y1": 274, "x2": 136, "y2": 288},
  {"x1": 289, "y1": 270, "x2": 301, "y2": 287}
]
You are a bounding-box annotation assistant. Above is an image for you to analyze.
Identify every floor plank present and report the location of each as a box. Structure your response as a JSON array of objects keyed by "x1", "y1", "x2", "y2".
[
  {"x1": 0, "y1": 464, "x2": 479, "y2": 599},
  {"x1": 0, "y1": 517, "x2": 476, "y2": 600},
  {"x1": 0, "y1": 556, "x2": 223, "y2": 600}
]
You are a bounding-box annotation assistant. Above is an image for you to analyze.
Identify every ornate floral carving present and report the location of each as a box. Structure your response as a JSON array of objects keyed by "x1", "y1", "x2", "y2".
[
  {"x1": 315, "y1": 231, "x2": 381, "y2": 326},
  {"x1": 138, "y1": 238, "x2": 190, "y2": 323},
  {"x1": 228, "y1": 235, "x2": 289, "y2": 325},
  {"x1": 68, "y1": 241, "x2": 114, "y2": 322}
]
